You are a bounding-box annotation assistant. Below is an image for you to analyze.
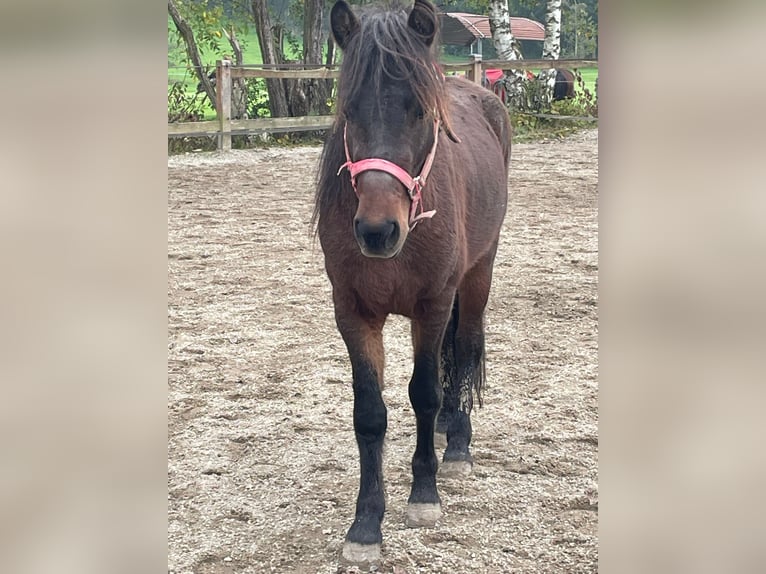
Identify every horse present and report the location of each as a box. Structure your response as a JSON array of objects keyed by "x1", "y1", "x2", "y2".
[
  {"x1": 553, "y1": 68, "x2": 576, "y2": 101},
  {"x1": 313, "y1": 0, "x2": 511, "y2": 564}
]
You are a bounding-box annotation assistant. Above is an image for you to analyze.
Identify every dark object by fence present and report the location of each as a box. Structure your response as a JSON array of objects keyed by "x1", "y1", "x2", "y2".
[
  {"x1": 196, "y1": 71, "x2": 216, "y2": 93},
  {"x1": 553, "y1": 69, "x2": 575, "y2": 101}
]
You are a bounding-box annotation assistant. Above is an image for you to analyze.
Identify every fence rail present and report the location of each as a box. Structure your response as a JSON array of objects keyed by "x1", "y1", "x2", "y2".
[
  {"x1": 168, "y1": 56, "x2": 598, "y2": 150},
  {"x1": 232, "y1": 68, "x2": 340, "y2": 80}
]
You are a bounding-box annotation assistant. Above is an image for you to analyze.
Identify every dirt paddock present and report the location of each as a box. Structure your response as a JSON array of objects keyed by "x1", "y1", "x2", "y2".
[{"x1": 168, "y1": 129, "x2": 598, "y2": 573}]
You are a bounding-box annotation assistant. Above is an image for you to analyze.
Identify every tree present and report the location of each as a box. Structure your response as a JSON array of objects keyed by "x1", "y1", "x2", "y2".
[
  {"x1": 487, "y1": 0, "x2": 526, "y2": 105},
  {"x1": 222, "y1": 27, "x2": 249, "y2": 119},
  {"x1": 248, "y1": 0, "x2": 330, "y2": 118},
  {"x1": 561, "y1": 0, "x2": 597, "y2": 58},
  {"x1": 169, "y1": 0, "x2": 330, "y2": 120},
  {"x1": 168, "y1": 0, "x2": 216, "y2": 106},
  {"x1": 303, "y1": 0, "x2": 331, "y2": 115},
  {"x1": 251, "y1": 0, "x2": 291, "y2": 117},
  {"x1": 168, "y1": 0, "x2": 252, "y2": 119},
  {"x1": 487, "y1": 0, "x2": 521, "y2": 60},
  {"x1": 539, "y1": 0, "x2": 562, "y2": 105}
]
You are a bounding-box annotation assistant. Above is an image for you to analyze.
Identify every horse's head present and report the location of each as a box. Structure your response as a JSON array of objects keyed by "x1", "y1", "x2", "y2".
[{"x1": 331, "y1": 0, "x2": 446, "y2": 259}]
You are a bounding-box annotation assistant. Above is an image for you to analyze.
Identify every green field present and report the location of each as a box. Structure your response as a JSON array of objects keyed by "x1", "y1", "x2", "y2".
[
  {"x1": 169, "y1": 26, "x2": 268, "y2": 86},
  {"x1": 574, "y1": 67, "x2": 598, "y2": 96}
]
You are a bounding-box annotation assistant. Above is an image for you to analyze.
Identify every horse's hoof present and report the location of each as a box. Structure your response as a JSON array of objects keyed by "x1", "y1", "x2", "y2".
[
  {"x1": 439, "y1": 460, "x2": 473, "y2": 477},
  {"x1": 434, "y1": 431, "x2": 447, "y2": 449},
  {"x1": 405, "y1": 503, "x2": 441, "y2": 528},
  {"x1": 340, "y1": 542, "x2": 381, "y2": 565}
]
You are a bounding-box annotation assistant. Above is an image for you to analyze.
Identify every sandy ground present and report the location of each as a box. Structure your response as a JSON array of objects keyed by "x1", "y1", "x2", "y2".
[{"x1": 168, "y1": 129, "x2": 598, "y2": 573}]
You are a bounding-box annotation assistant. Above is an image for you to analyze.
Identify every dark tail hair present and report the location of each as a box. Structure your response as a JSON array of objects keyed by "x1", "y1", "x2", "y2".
[{"x1": 441, "y1": 294, "x2": 485, "y2": 409}]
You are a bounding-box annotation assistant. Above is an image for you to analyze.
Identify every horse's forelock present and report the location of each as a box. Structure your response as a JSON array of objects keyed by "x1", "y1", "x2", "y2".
[{"x1": 335, "y1": 3, "x2": 448, "y2": 126}]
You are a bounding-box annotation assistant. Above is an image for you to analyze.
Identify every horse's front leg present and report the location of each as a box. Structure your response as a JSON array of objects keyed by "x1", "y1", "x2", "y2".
[
  {"x1": 334, "y1": 303, "x2": 387, "y2": 564},
  {"x1": 406, "y1": 293, "x2": 455, "y2": 527}
]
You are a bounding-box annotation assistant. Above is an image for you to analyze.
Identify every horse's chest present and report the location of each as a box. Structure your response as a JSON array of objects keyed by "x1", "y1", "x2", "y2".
[
  {"x1": 346, "y1": 259, "x2": 448, "y2": 317},
  {"x1": 350, "y1": 271, "x2": 418, "y2": 316}
]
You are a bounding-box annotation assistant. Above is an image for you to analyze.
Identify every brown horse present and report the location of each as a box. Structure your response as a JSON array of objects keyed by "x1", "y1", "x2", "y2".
[
  {"x1": 553, "y1": 69, "x2": 576, "y2": 100},
  {"x1": 313, "y1": 0, "x2": 511, "y2": 564}
]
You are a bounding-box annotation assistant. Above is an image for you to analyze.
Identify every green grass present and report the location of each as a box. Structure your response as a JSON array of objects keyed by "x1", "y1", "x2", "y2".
[
  {"x1": 574, "y1": 67, "x2": 598, "y2": 96},
  {"x1": 168, "y1": 23, "x2": 306, "y2": 82},
  {"x1": 168, "y1": 26, "x2": 265, "y2": 83}
]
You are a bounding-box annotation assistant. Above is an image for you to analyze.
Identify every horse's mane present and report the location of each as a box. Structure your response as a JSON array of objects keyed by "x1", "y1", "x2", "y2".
[{"x1": 313, "y1": 1, "x2": 449, "y2": 232}]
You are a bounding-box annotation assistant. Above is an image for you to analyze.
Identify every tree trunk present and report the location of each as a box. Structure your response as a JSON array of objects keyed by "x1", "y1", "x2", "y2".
[
  {"x1": 303, "y1": 0, "x2": 324, "y2": 66},
  {"x1": 303, "y1": 0, "x2": 330, "y2": 115},
  {"x1": 324, "y1": 36, "x2": 336, "y2": 108},
  {"x1": 488, "y1": 0, "x2": 520, "y2": 61},
  {"x1": 540, "y1": 0, "x2": 563, "y2": 105},
  {"x1": 488, "y1": 0, "x2": 526, "y2": 104},
  {"x1": 325, "y1": 36, "x2": 336, "y2": 68},
  {"x1": 251, "y1": 0, "x2": 329, "y2": 118},
  {"x1": 223, "y1": 27, "x2": 248, "y2": 119},
  {"x1": 167, "y1": 0, "x2": 216, "y2": 107},
  {"x1": 251, "y1": 0, "x2": 290, "y2": 117}
]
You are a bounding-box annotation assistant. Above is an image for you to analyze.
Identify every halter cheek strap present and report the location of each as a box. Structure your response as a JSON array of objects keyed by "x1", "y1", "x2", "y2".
[{"x1": 337, "y1": 119, "x2": 440, "y2": 230}]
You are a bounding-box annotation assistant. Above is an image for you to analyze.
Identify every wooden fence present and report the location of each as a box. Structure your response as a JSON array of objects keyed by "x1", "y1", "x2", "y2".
[{"x1": 167, "y1": 57, "x2": 597, "y2": 151}]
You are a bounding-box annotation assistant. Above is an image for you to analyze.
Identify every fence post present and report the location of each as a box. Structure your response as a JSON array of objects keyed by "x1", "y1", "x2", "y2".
[
  {"x1": 216, "y1": 60, "x2": 232, "y2": 151},
  {"x1": 467, "y1": 54, "x2": 483, "y2": 85}
]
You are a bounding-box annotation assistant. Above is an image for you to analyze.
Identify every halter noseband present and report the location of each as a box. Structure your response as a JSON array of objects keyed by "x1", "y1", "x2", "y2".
[{"x1": 337, "y1": 118, "x2": 440, "y2": 230}]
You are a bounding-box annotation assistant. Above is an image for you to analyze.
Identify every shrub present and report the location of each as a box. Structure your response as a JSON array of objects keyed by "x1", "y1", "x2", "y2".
[
  {"x1": 246, "y1": 79, "x2": 271, "y2": 119},
  {"x1": 167, "y1": 81, "x2": 209, "y2": 123}
]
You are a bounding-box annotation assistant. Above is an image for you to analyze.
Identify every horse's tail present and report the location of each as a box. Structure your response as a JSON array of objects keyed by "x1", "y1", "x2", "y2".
[
  {"x1": 471, "y1": 297, "x2": 486, "y2": 408},
  {"x1": 441, "y1": 295, "x2": 459, "y2": 401},
  {"x1": 441, "y1": 293, "x2": 485, "y2": 409}
]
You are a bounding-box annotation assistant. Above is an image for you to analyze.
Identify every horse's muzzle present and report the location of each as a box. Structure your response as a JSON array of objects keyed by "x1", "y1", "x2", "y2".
[{"x1": 354, "y1": 218, "x2": 402, "y2": 258}]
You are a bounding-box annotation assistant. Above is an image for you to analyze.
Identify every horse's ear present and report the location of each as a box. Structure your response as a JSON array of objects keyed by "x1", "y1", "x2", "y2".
[
  {"x1": 331, "y1": 1, "x2": 360, "y2": 51},
  {"x1": 408, "y1": 0, "x2": 437, "y2": 46}
]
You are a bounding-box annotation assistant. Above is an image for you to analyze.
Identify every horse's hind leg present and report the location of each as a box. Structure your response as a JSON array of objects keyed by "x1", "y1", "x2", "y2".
[
  {"x1": 406, "y1": 294, "x2": 455, "y2": 528},
  {"x1": 440, "y1": 246, "x2": 498, "y2": 476},
  {"x1": 334, "y1": 303, "x2": 387, "y2": 565}
]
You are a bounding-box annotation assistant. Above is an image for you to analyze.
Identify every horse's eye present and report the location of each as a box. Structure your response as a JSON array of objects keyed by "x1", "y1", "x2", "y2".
[{"x1": 415, "y1": 107, "x2": 425, "y2": 120}]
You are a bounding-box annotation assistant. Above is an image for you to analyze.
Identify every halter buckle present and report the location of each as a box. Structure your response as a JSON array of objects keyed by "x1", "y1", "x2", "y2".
[{"x1": 409, "y1": 177, "x2": 421, "y2": 199}]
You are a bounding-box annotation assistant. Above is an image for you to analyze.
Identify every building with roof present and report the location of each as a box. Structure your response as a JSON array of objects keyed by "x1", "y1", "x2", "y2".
[{"x1": 439, "y1": 12, "x2": 545, "y2": 57}]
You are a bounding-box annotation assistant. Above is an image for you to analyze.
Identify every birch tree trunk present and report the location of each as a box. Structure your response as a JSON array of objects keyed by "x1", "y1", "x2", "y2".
[
  {"x1": 488, "y1": 0, "x2": 520, "y2": 61},
  {"x1": 540, "y1": 0, "x2": 563, "y2": 105},
  {"x1": 487, "y1": 0, "x2": 525, "y2": 104}
]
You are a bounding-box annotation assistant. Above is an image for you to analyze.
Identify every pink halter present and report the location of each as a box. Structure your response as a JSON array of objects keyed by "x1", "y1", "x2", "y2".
[{"x1": 337, "y1": 119, "x2": 440, "y2": 230}]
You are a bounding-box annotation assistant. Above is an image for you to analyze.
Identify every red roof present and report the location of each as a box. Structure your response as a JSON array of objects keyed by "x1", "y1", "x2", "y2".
[{"x1": 439, "y1": 12, "x2": 545, "y2": 46}]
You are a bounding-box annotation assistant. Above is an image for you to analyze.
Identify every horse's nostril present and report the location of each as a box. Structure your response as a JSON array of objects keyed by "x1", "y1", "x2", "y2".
[
  {"x1": 387, "y1": 220, "x2": 400, "y2": 248},
  {"x1": 355, "y1": 219, "x2": 400, "y2": 253}
]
